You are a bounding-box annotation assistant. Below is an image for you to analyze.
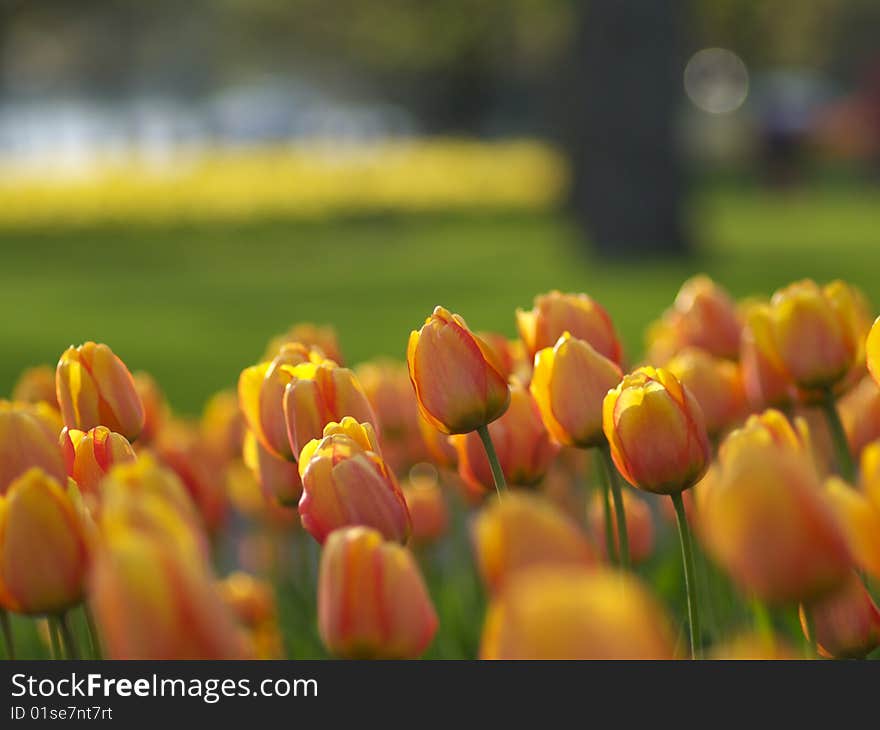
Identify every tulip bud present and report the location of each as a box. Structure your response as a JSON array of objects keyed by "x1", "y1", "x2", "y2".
[
  {"x1": 238, "y1": 343, "x2": 321, "y2": 461},
  {"x1": 603, "y1": 367, "x2": 711, "y2": 495},
  {"x1": 243, "y1": 430, "x2": 302, "y2": 506},
  {"x1": 740, "y1": 303, "x2": 796, "y2": 410},
  {"x1": 516, "y1": 290, "x2": 623, "y2": 365},
  {"x1": 472, "y1": 492, "x2": 594, "y2": 594},
  {"x1": 55, "y1": 342, "x2": 144, "y2": 440},
  {"x1": 298, "y1": 423, "x2": 410, "y2": 544},
  {"x1": 671, "y1": 275, "x2": 742, "y2": 360},
  {"x1": 89, "y1": 528, "x2": 250, "y2": 659},
  {"x1": 666, "y1": 347, "x2": 746, "y2": 437},
  {"x1": 318, "y1": 526, "x2": 437, "y2": 658},
  {"x1": 417, "y1": 412, "x2": 457, "y2": 468},
  {"x1": 800, "y1": 573, "x2": 880, "y2": 658},
  {"x1": 451, "y1": 380, "x2": 558, "y2": 492},
  {"x1": 0, "y1": 468, "x2": 88, "y2": 614},
  {"x1": 718, "y1": 408, "x2": 812, "y2": 467},
  {"x1": 767, "y1": 280, "x2": 862, "y2": 389},
  {"x1": 702, "y1": 443, "x2": 850, "y2": 604},
  {"x1": 12, "y1": 365, "x2": 58, "y2": 407},
  {"x1": 263, "y1": 322, "x2": 344, "y2": 364},
  {"x1": 407, "y1": 306, "x2": 510, "y2": 435},
  {"x1": 200, "y1": 390, "x2": 246, "y2": 463},
  {"x1": 282, "y1": 360, "x2": 378, "y2": 460},
  {"x1": 838, "y1": 376, "x2": 880, "y2": 459},
  {"x1": 825, "y1": 472, "x2": 880, "y2": 581},
  {"x1": 529, "y1": 333, "x2": 623, "y2": 448},
  {"x1": 61, "y1": 426, "x2": 136, "y2": 495},
  {"x1": 588, "y1": 488, "x2": 654, "y2": 564},
  {"x1": 403, "y1": 475, "x2": 449, "y2": 545},
  {"x1": 481, "y1": 566, "x2": 675, "y2": 659},
  {"x1": 0, "y1": 401, "x2": 66, "y2": 493},
  {"x1": 219, "y1": 572, "x2": 284, "y2": 659}
]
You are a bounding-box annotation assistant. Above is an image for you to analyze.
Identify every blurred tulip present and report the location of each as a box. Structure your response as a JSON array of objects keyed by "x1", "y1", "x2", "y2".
[
  {"x1": 838, "y1": 375, "x2": 880, "y2": 459},
  {"x1": 800, "y1": 573, "x2": 880, "y2": 658},
  {"x1": 472, "y1": 492, "x2": 594, "y2": 594},
  {"x1": 766, "y1": 280, "x2": 863, "y2": 389},
  {"x1": 318, "y1": 526, "x2": 437, "y2": 658},
  {"x1": 666, "y1": 347, "x2": 746, "y2": 437},
  {"x1": 89, "y1": 528, "x2": 250, "y2": 659},
  {"x1": 282, "y1": 359, "x2": 377, "y2": 460},
  {"x1": 588, "y1": 488, "x2": 654, "y2": 564},
  {"x1": 868, "y1": 316, "x2": 880, "y2": 388},
  {"x1": 219, "y1": 572, "x2": 284, "y2": 659},
  {"x1": 603, "y1": 366, "x2": 710, "y2": 495},
  {"x1": 60, "y1": 426, "x2": 136, "y2": 495},
  {"x1": 0, "y1": 401, "x2": 66, "y2": 493},
  {"x1": 0, "y1": 468, "x2": 88, "y2": 614},
  {"x1": 702, "y1": 442, "x2": 850, "y2": 604},
  {"x1": 481, "y1": 566, "x2": 675, "y2": 659},
  {"x1": 403, "y1": 475, "x2": 449, "y2": 545},
  {"x1": 708, "y1": 633, "x2": 798, "y2": 659},
  {"x1": 476, "y1": 332, "x2": 520, "y2": 380},
  {"x1": 12, "y1": 365, "x2": 58, "y2": 407},
  {"x1": 132, "y1": 372, "x2": 168, "y2": 446},
  {"x1": 200, "y1": 389, "x2": 245, "y2": 462},
  {"x1": 718, "y1": 408, "x2": 811, "y2": 467},
  {"x1": 417, "y1": 412, "x2": 457, "y2": 468},
  {"x1": 298, "y1": 422, "x2": 410, "y2": 544},
  {"x1": 530, "y1": 332, "x2": 623, "y2": 448},
  {"x1": 407, "y1": 306, "x2": 510, "y2": 435},
  {"x1": 516, "y1": 290, "x2": 622, "y2": 365},
  {"x1": 263, "y1": 322, "x2": 344, "y2": 364},
  {"x1": 243, "y1": 430, "x2": 303, "y2": 506},
  {"x1": 740, "y1": 302, "x2": 796, "y2": 410},
  {"x1": 238, "y1": 343, "x2": 321, "y2": 461},
  {"x1": 55, "y1": 342, "x2": 144, "y2": 440},
  {"x1": 451, "y1": 380, "x2": 558, "y2": 492}
]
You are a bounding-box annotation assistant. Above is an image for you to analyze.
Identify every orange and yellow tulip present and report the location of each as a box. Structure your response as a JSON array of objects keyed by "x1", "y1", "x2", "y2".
[
  {"x1": 868, "y1": 316, "x2": 880, "y2": 388},
  {"x1": 480, "y1": 566, "x2": 675, "y2": 659},
  {"x1": 298, "y1": 420, "x2": 410, "y2": 544},
  {"x1": 219, "y1": 572, "x2": 284, "y2": 659},
  {"x1": 243, "y1": 430, "x2": 303, "y2": 507},
  {"x1": 403, "y1": 475, "x2": 449, "y2": 545},
  {"x1": 800, "y1": 573, "x2": 880, "y2": 659},
  {"x1": 55, "y1": 342, "x2": 144, "y2": 440},
  {"x1": 530, "y1": 332, "x2": 623, "y2": 448},
  {"x1": 740, "y1": 302, "x2": 796, "y2": 410},
  {"x1": 60, "y1": 426, "x2": 136, "y2": 495},
  {"x1": 516, "y1": 290, "x2": 622, "y2": 365},
  {"x1": 132, "y1": 372, "x2": 168, "y2": 446},
  {"x1": 12, "y1": 365, "x2": 58, "y2": 407},
  {"x1": 318, "y1": 526, "x2": 437, "y2": 658},
  {"x1": 0, "y1": 401, "x2": 66, "y2": 493},
  {"x1": 407, "y1": 306, "x2": 510, "y2": 435},
  {"x1": 603, "y1": 367, "x2": 711, "y2": 495},
  {"x1": 472, "y1": 492, "x2": 594, "y2": 594},
  {"x1": 588, "y1": 488, "x2": 655, "y2": 565},
  {"x1": 0, "y1": 468, "x2": 88, "y2": 615},
  {"x1": 263, "y1": 322, "x2": 344, "y2": 364}
]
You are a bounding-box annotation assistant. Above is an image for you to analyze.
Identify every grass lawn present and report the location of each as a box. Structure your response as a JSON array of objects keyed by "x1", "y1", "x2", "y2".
[{"x1": 2, "y1": 184, "x2": 879, "y2": 659}]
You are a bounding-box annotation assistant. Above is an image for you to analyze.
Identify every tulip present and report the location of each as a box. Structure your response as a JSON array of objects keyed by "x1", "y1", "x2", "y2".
[
  {"x1": 530, "y1": 332, "x2": 623, "y2": 448},
  {"x1": 55, "y1": 342, "x2": 144, "y2": 440},
  {"x1": 0, "y1": 401, "x2": 66, "y2": 493},
  {"x1": 451, "y1": 380, "x2": 558, "y2": 492},
  {"x1": 718, "y1": 408, "x2": 812, "y2": 467},
  {"x1": 200, "y1": 389, "x2": 247, "y2": 462},
  {"x1": 12, "y1": 365, "x2": 58, "y2": 407},
  {"x1": 800, "y1": 573, "x2": 880, "y2": 659},
  {"x1": 603, "y1": 366, "x2": 710, "y2": 495},
  {"x1": 670, "y1": 275, "x2": 742, "y2": 360},
  {"x1": 219, "y1": 572, "x2": 284, "y2": 659},
  {"x1": 516, "y1": 290, "x2": 623, "y2": 365},
  {"x1": 243, "y1": 429, "x2": 303, "y2": 506},
  {"x1": 417, "y1": 412, "x2": 458, "y2": 468},
  {"x1": 89, "y1": 527, "x2": 250, "y2": 659},
  {"x1": 588, "y1": 488, "x2": 654, "y2": 565},
  {"x1": 472, "y1": 492, "x2": 594, "y2": 594},
  {"x1": 297, "y1": 421, "x2": 410, "y2": 544},
  {"x1": 403, "y1": 475, "x2": 449, "y2": 545},
  {"x1": 407, "y1": 306, "x2": 510, "y2": 435},
  {"x1": 132, "y1": 372, "x2": 168, "y2": 446},
  {"x1": 0, "y1": 468, "x2": 88, "y2": 615},
  {"x1": 666, "y1": 347, "x2": 746, "y2": 437},
  {"x1": 702, "y1": 442, "x2": 851, "y2": 604},
  {"x1": 238, "y1": 343, "x2": 321, "y2": 461},
  {"x1": 480, "y1": 566, "x2": 675, "y2": 659},
  {"x1": 740, "y1": 302, "x2": 796, "y2": 410},
  {"x1": 868, "y1": 316, "x2": 880, "y2": 388},
  {"x1": 318, "y1": 526, "x2": 437, "y2": 658},
  {"x1": 476, "y1": 331, "x2": 521, "y2": 381},
  {"x1": 708, "y1": 633, "x2": 798, "y2": 660},
  {"x1": 263, "y1": 322, "x2": 344, "y2": 364},
  {"x1": 282, "y1": 359, "x2": 378, "y2": 461},
  {"x1": 60, "y1": 426, "x2": 136, "y2": 495},
  {"x1": 838, "y1": 375, "x2": 880, "y2": 459}
]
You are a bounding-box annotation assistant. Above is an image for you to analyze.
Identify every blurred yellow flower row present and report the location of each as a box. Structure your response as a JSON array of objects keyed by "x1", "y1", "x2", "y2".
[{"x1": 0, "y1": 139, "x2": 567, "y2": 227}]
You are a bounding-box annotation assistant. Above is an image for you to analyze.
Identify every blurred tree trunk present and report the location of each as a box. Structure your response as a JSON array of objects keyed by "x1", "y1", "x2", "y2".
[{"x1": 563, "y1": 0, "x2": 689, "y2": 258}]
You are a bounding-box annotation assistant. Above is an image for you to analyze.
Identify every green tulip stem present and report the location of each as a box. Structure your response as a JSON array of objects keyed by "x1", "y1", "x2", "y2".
[
  {"x1": 49, "y1": 617, "x2": 63, "y2": 659},
  {"x1": 599, "y1": 444, "x2": 631, "y2": 570},
  {"x1": 596, "y1": 461, "x2": 618, "y2": 566},
  {"x1": 671, "y1": 492, "x2": 702, "y2": 659},
  {"x1": 0, "y1": 609, "x2": 15, "y2": 660},
  {"x1": 57, "y1": 611, "x2": 80, "y2": 660},
  {"x1": 84, "y1": 606, "x2": 102, "y2": 660},
  {"x1": 477, "y1": 424, "x2": 507, "y2": 496},
  {"x1": 821, "y1": 388, "x2": 855, "y2": 482}
]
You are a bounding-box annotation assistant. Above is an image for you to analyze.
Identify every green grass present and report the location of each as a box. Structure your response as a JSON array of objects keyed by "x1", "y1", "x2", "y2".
[{"x1": 2, "y1": 184, "x2": 880, "y2": 659}]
